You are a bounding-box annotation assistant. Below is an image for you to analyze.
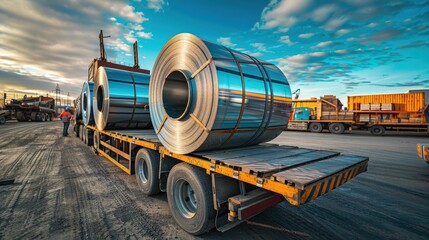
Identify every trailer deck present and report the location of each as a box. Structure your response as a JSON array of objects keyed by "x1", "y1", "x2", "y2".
[{"x1": 87, "y1": 125, "x2": 368, "y2": 207}]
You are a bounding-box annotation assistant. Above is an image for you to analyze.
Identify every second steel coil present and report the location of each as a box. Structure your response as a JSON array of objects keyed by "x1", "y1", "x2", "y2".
[
  {"x1": 93, "y1": 67, "x2": 151, "y2": 130},
  {"x1": 149, "y1": 33, "x2": 292, "y2": 154},
  {"x1": 81, "y1": 81, "x2": 94, "y2": 126}
]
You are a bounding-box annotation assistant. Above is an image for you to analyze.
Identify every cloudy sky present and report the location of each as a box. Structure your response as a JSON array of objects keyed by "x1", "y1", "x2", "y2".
[{"x1": 0, "y1": 0, "x2": 428, "y2": 102}]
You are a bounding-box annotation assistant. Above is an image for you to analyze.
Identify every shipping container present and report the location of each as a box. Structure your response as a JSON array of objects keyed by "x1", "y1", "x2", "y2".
[{"x1": 347, "y1": 92, "x2": 425, "y2": 112}]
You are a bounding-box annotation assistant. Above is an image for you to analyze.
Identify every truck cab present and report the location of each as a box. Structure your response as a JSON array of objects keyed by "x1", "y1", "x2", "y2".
[{"x1": 292, "y1": 107, "x2": 314, "y2": 120}]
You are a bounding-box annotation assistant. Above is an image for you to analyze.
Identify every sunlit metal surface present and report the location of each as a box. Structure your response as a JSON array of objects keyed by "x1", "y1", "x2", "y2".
[
  {"x1": 74, "y1": 94, "x2": 82, "y2": 121},
  {"x1": 93, "y1": 67, "x2": 151, "y2": 130},
  {"x1": 150, "y1": 33, "x2": 292, "y2": 154},
  {"x1": 81, "y1": 81, "x2": 94, "y2": 126}
]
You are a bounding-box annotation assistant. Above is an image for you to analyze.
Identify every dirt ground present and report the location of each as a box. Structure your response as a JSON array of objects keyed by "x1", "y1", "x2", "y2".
[{"x1": 0, "y1": 121, "x2": 428, "y2": 239}]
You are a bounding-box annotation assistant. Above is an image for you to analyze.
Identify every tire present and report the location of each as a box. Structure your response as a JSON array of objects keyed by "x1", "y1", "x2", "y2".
[
  {"x1": 135, "y1": 148, "x2": 160, "y2": 195},
  {"x1": 86, "y1": 129, "x2": 94, "y2": 146},
  {"x1": 309, "y1": 122, "x2": 323, "y2": 133},
  {"x1": 93, "y1": 131, "x2": 99, "y2": 153},
  {"x1": 370, "y1": 126, "x2": 385, "y2": 136},
  {"x1": 329, "y1": 123, "x2": 345, "y2": 134},
  {"x1": 16, "y1": 111, "x2": 25, "y2": 121},
  {"x1": 30, "y1": 112, "x2": 37, "y2": 121},
  {"x1": 41, "y1": 113, "x2": 46, "y2": 122},
  {"x1": 79, "y1": 125, "x2": 84, "y2": 141},
  {"x1": 75, "y1": 124, "x2": 80, "y2": 138},
  {"x1": 0, "y1": 117, "x2": 6, "y2": 124},
  {"x1": 83, "y1": 127, "x2": 87, "y2": 144},
  {"x1": 167, "y1": 163, "x2": 215, "y2": 235}
]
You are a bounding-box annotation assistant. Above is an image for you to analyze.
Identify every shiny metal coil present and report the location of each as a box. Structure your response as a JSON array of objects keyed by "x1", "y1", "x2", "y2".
[
  {"x1": 81, "y1": 81, "x2": 94, "y2": 126},
  {"x1": 93, "y1": 67, "x2": 151, "y2": 130},
  {"x1": 149, "y1": 33, "x2": 292, "y2": 154},
  {"x1": 74, "y1": 95, "x2": 82, "y2": 120}
]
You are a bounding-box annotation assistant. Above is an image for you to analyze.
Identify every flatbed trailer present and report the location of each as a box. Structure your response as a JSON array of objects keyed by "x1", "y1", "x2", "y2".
[
  {"x1": 84, "y1": 125, "x2": 368, "y2": 234},
  {"x1": 416, "y1": 143, "x2": 429, "y2": 164}
]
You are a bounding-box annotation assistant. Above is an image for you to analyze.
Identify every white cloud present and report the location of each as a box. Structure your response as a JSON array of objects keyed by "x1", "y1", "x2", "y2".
[
  {"x1": 88, "y1": 0, "x2": 148, "y2": 23},
  {"x1": 250, "y1": 42, "x2": 269, "y2": 52},
  {"x1": 311, "y1": 4, "x2": 335, "y2": 22},
  {"x1": 367, "y1": 22, "x2": 377, "y2": 28},
  {"x1": 148, "y1": 0, "x2": 166, "y2": 12},
  {"x1": 309, "y1": 52, "x2": 327, "y2": 57},
  {"x1": 298, "y1": 33, "x2": 314, "y2": 39},
  {"x1": 312, "y1": 41, "x2": 333, "y2": 48},
  {"x1": 253, "y1": 0, "x2": 312, "y2": 32},
  {"x1": 335, "y1": 29, "x2": 351, "y2": 36},
  {"x1": 322, "y1": 17, "x2": 346, "y2": 31},
  {"x1": 217, "y1": 37, "x2": 236, "y2": 47},
  {"x1": 0, "y1": 0, "x2": 151, "y2": 97},
  {"x1": 279, "y1": 36, "x2": 294, "y2": 46},
  {"x1": 137, "y1": 31, "x2": 153, "y2": 39},
  {"x1": 125, "y1": 31, "x2": 137, "y2": 43},
  {"x1": 335, "y1": 49, "x2": 350, "y2": 55}
]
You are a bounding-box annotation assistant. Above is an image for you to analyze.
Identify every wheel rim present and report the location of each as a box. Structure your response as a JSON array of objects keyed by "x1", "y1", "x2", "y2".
[
  {"x1": 138, "y1": 159, "x2": 149, "y2": 184},
  {"x1": 374, "y1": 128, "x2": 380, "y2": 134},
  {"x1": 174, "y1": 179, "x2": 197, "y2": 218}
]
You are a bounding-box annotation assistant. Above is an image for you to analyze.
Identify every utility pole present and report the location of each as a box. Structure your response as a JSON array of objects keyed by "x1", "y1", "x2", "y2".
[
  {"x1": 55, "y1": 84, "x2": 61, "y2": 114},
  {"x1": 67, "y1": 92, "x2": 70, "y2": 106}
]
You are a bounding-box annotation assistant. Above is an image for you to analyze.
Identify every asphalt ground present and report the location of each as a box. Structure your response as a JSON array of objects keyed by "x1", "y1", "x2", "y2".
[{"x1": 0, "y1": 121, "x2": 428, "y2": 239}]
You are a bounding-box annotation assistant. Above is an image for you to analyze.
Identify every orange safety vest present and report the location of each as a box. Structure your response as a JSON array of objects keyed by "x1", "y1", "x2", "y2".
[{"x1": 60, "y1": 111, "x2": 72, "y2": 122}]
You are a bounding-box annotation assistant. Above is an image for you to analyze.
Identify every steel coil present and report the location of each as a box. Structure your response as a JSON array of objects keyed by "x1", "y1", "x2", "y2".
[
  {"x1": 93, "y1": 67, "x2": 151, "y2": 130},
  {"x1": 149, "y1": 33, "x2": 292, "y2": 154},
  {"x1": 74, "y1": 95, "x2": 82, "y2": 121},
  {"x1": 81, "y1": 81, "x2": 94, "y2": 126}
]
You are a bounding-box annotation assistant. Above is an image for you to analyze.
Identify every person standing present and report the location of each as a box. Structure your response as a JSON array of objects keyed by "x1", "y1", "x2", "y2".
[{"x1": 61, "y1": 106, "x2": 73, "y2": 136}]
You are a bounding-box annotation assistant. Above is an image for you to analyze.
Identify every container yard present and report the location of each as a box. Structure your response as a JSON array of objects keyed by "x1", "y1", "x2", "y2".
[{"x1": 1, "y1": 1, "x2": 429, "y2": 239}]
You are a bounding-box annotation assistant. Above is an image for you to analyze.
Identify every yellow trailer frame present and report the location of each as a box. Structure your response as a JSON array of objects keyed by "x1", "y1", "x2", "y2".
[{"x1": 85, "y1": 125, "x2": 368, "y2": 232}]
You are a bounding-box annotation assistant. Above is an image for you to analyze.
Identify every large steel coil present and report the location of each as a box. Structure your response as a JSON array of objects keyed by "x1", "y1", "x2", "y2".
[
  {"x1": 74, "y1": 95, "x2": 82, "y2": 121},
  {"x1": 93, "y1": 67, "x2": 151, "y2": 130},
  {"x1": 81, "y1": 81, "x2": 94, "y2": 126},
  {"x1": 149, "y1": 33, "x2": 292, "y2": 154}
]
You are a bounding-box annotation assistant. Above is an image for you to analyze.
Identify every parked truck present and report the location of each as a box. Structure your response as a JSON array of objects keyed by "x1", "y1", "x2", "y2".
[
  {"x1": 5, "y1": 95, "x2": 56, "y2": 122},
  {"x1": 73, "y1": 31, "x2": 370, "y2": 235},
  {"x1": 288, "y1": 91, "x2": 429, "y2": 135}
]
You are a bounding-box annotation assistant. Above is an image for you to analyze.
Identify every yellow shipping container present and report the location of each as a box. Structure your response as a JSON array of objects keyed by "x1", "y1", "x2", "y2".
[
  {"x1": 347, "y1": 92, "x2": 425, "y2": 112},
  {"x1": 292, "y1": 99, "x2": 318, "y2": 109}
]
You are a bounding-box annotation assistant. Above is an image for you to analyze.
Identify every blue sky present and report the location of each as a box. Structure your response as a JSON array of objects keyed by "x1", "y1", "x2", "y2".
[{"x1": 0, "y1": 0, "x2": 428, "y2": 103}]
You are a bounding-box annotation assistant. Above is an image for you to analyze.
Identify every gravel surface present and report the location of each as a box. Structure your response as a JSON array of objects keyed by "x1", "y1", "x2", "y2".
[{"x1": 0, "y1": 121, "x2": 428, "y2": 239}]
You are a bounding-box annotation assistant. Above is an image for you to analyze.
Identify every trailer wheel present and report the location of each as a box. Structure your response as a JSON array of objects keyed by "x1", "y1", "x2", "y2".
[
  {"x1": 79, "y1": 126, "x2": 84, "y2": 141},
  {"x1": 370, "y1": 126, "x2": 385, "y2": 136},
  {"x1": 16, "y1": 111, "x2": 25, "y2": 122},
  {"x1": 0, "y1": 117, "x2": 5, "y2": 124},
  {"x1": 93, "y1": 131, "x2": 99, "y2": 153},
  {"x1": 135, "y1": 148, "x2": 160, "y2": 195},
  {"x1": 86, "y1": 129, "x2": 94, "y2": 146},
  {"x1": 167, "y1": 163, "x2": 215, "y2": 235},
  {"x1": 75, "y1": 124, "x2": 80, "y2": 138},
  {"x1": 309, "y1": 122, "x2": 323, "y2": 133},
  {"x1": 329, "y1": 123, "x2": 345, "y2": 134}
]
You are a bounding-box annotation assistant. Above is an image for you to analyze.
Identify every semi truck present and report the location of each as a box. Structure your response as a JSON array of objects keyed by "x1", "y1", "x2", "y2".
[
  {"x1": 5, "y1": 95, "x2": 56, "y2": 122},
  {"x1": 287, "y1": 91, "x2": 429, "y2": 135},
  {"x1": 73, "y1": 31, "x2": 370, "y2": 235}
]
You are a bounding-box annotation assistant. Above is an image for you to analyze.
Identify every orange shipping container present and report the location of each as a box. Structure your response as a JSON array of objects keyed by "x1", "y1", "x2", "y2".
[{"x1": 347, "y1": 92, "x2": 425, "y2": 112}]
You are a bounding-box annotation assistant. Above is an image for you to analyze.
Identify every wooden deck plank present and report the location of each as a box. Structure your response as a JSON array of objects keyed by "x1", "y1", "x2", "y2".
[
  {"x1": 239, "y1": 150, "x2": 340, "y2": 175},
  {"x1": 197, "y1": 145, "x2": 296, "y2": 161},
  {"x1": 220, "y1": 148, "x2": 314, "y2": 168},
  {"x1": 272, "y1": 154, "x2": 367, "y2": 188},
  {"x1": 193, "y1": 144, "x2": 279, "y2": 157}
]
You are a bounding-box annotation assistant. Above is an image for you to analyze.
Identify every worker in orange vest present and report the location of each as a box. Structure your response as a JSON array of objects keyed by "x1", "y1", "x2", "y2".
[{"x1": 61, "y1": 106, "x2": 73, "y2": 136}]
